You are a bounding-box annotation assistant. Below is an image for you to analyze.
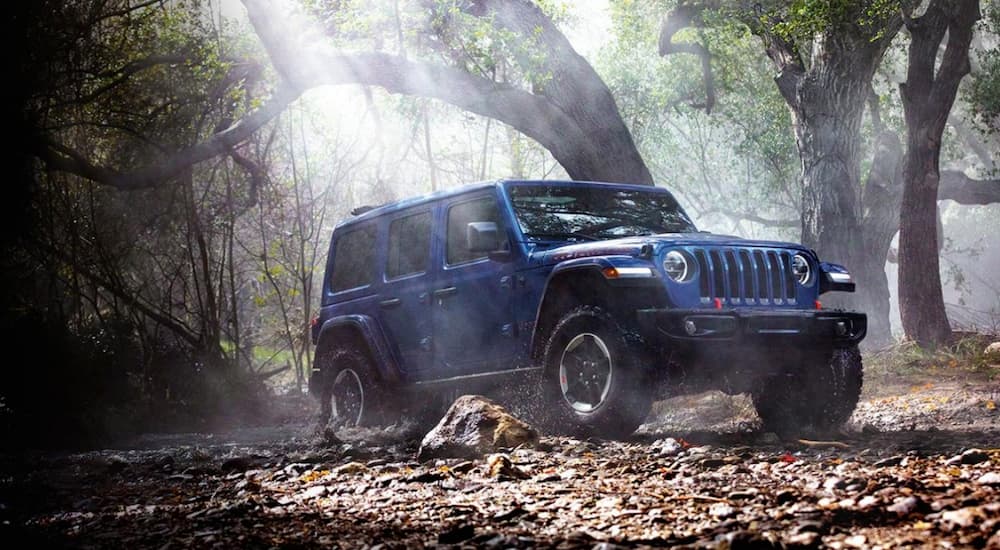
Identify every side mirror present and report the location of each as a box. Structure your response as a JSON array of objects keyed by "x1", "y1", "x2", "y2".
[
  {"x1": 819, "y1": 262, "x2": 856, "y2": 294},
  {"x1": 466, "y1": 222, "x2": 499, "y2": 253}
]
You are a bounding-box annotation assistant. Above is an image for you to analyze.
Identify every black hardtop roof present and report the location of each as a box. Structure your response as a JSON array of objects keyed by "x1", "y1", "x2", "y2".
[{"x1": 333, "y1": 179, "x2": 672, "y2": 231}]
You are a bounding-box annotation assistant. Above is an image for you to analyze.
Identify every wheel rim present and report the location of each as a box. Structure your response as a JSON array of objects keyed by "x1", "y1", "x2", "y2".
[
  {"x1": 558, "y1": 332, "x2": 613, "y2": 413},
  {"x1": 331, "y1": 368, "x2": 364, "y2": 426}
]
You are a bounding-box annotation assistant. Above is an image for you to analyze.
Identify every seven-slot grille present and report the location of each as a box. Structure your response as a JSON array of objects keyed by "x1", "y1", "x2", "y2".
[{"x1": 691, "y1": 248, "x2": 798, "y2": 305}]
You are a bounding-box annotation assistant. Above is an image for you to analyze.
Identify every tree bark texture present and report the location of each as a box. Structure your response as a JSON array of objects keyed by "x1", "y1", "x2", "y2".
[
  {"x1": 764, "y1": 26, "x2": 899, "y2": 344},
  {"x1": 859, "y1": 131, "x2": 905, "y2": 348},
  {"x1": 898, "y1": 0, "x2": 980, "y2": 347}
]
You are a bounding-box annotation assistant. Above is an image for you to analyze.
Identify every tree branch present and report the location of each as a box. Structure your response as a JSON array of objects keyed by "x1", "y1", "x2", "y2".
[
  {"x1": 658, "y1": 3, "x2": 716, "y2": 113},
  {"x1": 938, "y1": 170, "x2": 1000, "y2": 205},
  {"x1": 241, "y1": 0, "x2": 596, "y2": 179},
  {"x1": 699, "y1": 206, "x2": 798, "y2": 228},
  {"x1": 36, "y1": 84, "x2": 301, "y2": 190}
]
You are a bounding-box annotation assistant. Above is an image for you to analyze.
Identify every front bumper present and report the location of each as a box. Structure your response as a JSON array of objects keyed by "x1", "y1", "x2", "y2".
[{"x1": 636, "y1": 308, "x2": 867, "y2": 348}]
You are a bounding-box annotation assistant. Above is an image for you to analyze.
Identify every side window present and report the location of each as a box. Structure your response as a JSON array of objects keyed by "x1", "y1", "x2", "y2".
[
  {"x1": 386, "y1": 211, "x2": 432, "y2": 279},
  {"x1": 330, "y1": 226, "x2": 377, "y2": 292},
  {"x1": 447, "y1": 196, "x2": 503, "y2": 265}
]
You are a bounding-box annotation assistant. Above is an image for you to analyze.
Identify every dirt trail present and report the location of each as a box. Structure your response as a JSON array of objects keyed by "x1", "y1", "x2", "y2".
[{"x1": 3, "y1": 380, "x2": 999, "y2": 548}]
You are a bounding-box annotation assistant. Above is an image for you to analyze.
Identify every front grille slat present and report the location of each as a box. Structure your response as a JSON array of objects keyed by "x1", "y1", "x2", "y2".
[{"x1": 691, "y1": 246, "x2": 800, "y2": 307}]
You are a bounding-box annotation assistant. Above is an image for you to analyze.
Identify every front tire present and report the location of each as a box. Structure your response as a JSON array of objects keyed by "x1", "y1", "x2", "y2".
[
  {"x1": 752, "y1": 345, "x2": 863, "y2": 437},
  {"x1": 540, "y1": 306, "x2": 654, "y2": 438}
]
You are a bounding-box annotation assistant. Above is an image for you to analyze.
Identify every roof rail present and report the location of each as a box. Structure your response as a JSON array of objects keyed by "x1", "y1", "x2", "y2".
[{"x1": 350, "y1": 205, "x2": 379, "y2": 216}]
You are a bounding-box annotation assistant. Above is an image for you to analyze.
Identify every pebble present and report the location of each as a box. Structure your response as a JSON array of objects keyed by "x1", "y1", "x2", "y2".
[
  {"x1": 946, "y1": 448, "x2": 988, "y2": 465},
  {"x1": 977, "y1": 472, "x2": 1000, "y2": 486}
]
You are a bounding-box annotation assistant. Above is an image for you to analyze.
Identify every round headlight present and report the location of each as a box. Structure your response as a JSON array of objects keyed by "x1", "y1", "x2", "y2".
[
  {"x1": 792, "y1": 253, "x2": 811, "y2": 285},
  {"x1": 663, "y1": 251, "x2": 689, "y2": 282}
]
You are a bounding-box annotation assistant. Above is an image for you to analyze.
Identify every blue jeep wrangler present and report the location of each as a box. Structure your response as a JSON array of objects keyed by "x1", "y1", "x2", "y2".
[{"x1": 310, "y1": 180, "x2": 866, "y2": 437}]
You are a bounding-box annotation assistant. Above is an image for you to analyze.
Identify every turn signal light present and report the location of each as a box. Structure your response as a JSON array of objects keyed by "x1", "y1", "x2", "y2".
[{"x1": 815, "y1": 300, "x2": 822, "y2": 310}]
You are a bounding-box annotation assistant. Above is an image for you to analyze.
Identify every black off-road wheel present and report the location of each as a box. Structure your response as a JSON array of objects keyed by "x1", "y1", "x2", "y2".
[
  {"x1": 752, "y1": 345, "x2": 863, "y2": 437},
  {"x1": 315, "y1": 347, "x2": 396, "y2": 428},
  {"x1": 539, "y1": 306, "x2": 654, "y2": 439}
]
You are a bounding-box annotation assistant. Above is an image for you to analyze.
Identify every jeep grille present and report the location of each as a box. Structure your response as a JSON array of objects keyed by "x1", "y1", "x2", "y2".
[{"x1": 691, "y1": 248, "x2": 798, "y2": 305}]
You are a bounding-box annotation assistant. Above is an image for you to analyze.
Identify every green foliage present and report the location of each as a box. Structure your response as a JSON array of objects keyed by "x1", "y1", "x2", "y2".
[
  {"x1": 967, "y1": 2, "x2": 1000, "y2": 137},
  {"x1": 600, "y1": 0, "x2": 799, "y2": 236},
  {"x1": 754, "y1": 0, "x2": 903, "y2": 42}
]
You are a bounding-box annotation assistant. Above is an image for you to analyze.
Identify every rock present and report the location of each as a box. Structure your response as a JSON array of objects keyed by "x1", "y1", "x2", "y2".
[
  {"x1": 940, "y1": 507, "x2": 981, "y2": 530},
  {"x1": 405, "y1": 470, "x2": 446, "y2": 483},
  {"x1": 709, "y1": 502, "x2": 735, "y2": 518},
  {"x1": 785, "y1": 531, "x2": 820, "y2": 547},
  {"x1": 775, "y1": 489, "x2": 798, "y2": 505},
  {"x1": 947, "y1": 448, "x2": 989, "y2": 465},
  {"x1": 977, "y1": 472, "x2": 1000, "y2": 486},
  {"x1": 417, "y1": 395, "x2": 538, "y2": 460},
  {"x1": 333, "y1": 462, "x2": 369, "y2": 476},
  {"x1": 487, "y1": 454, "x2": 528, "y2": 480},
  {"x1": 652, "y1": 438, "x2": 682, "y2": 456},
  {"x1": 984, "y1": 341, "x2": 1000, "y2": 360},
  {"x1": 887, "y1": 496, "x2": 924, "y2": 516},
  {"x1": 302, "y1": 485, "x2": 328, "y2": 499},
  {"x1": 873, "y1": 455, "x2": 903, "y2": 467},
  {"x1": 221, "y1": 457, "x2": 252, "y2": 474}
]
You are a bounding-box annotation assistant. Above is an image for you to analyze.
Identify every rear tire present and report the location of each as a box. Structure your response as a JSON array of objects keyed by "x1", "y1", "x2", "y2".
[
  {"x1": 315, "y1": 347, "x2": 395, "y2": 428},
  {"x1": 752, "y1": 345, "x2": 863, "y2": 437},
  {"x1": 539, "y1": 306, "x2": 654, "y2": 439}
]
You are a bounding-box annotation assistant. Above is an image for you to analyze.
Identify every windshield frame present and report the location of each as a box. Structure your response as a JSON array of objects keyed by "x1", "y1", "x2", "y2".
[{"x1": 502, "y1": 182, "x2": 698, "y2": 242}]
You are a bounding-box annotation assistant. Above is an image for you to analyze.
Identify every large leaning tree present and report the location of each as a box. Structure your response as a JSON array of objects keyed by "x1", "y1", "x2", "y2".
[
  {"x1": 659, "y1": 0, "x2": 998, "y2": 346},
  {"x1": 32, "y1": 0, "x2": 653, "y2": 190}
]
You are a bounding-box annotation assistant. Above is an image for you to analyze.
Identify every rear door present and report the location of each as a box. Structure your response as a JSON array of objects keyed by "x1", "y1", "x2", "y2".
[
  {"x1": 376, "y1": 208, "x2": 436, "y2": 378},
  {"x1": 432, "y1": 192, "x2": 518, "y2": 376}
]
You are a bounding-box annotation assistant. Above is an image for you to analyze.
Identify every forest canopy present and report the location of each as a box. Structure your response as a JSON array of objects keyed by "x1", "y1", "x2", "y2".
[{"x1": 3, "y1": 0, "x2": 999, "y2": 445}]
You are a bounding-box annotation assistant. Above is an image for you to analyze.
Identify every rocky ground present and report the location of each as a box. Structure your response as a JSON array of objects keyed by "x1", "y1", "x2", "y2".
[{"x1": 3, "y1": 371, "x2": 1000, "y2": 548}]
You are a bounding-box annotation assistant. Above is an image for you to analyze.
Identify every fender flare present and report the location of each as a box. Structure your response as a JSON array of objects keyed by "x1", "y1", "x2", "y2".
[
  {"x1": 529, "y1": 256, "x2": 659, "y2": 359},
  {"x1": 314, "y1": 314, "x2": 402, "y2": 385}
]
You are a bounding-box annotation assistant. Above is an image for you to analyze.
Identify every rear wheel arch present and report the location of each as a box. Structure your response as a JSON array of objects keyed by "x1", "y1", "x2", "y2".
[{"x1": 313, "y1": 322, "x2": 383, "y2": 389}]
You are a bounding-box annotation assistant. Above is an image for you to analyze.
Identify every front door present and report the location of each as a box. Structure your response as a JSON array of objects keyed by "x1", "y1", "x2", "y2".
[{"x1": 432, "y1": 193, "x2": 517, "y2": 376}]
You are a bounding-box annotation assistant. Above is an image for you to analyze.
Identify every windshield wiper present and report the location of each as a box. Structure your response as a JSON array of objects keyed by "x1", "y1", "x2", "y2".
[{"x1": 522, "y1": 231, "x2": 600, "y2": 242}]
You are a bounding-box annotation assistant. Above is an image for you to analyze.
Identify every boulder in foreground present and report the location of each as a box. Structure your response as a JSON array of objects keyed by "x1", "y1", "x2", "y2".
[{"x1": 417, "y1": 395, "x2": 538, "y2": 460}]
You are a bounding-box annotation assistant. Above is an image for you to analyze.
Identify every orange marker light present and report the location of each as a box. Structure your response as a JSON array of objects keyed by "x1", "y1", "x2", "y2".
[
  {"x1": 602, "y1": 267, "x2": 619, "y2": 279},
  {"x1": 815, "y1": 300, "x2": 822, "y2": 310},
  {"x1": 713, "y1": 298, "x2": 723, "y2": 309}
]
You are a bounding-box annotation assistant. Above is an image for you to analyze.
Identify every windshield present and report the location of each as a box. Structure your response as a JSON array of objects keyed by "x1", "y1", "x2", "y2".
[{"x1": 507, "y1": 184, "x2": 697, "y2": 241}]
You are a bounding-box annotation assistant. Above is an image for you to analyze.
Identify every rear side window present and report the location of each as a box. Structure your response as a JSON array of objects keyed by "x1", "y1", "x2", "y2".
[
  {"x1": 330, "y1": 226, "x2": 376, "y2": 292},
  {"x1": 447, "y1": 196, "x2": 502, "y2": 265},
  {"x1": 386, "y1": 211, "x2": 432, "y2": 279}
]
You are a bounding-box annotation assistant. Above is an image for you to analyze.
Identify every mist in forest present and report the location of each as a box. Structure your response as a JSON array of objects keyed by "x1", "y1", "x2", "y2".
[{"x1": 2, "y1": 0, "x2": 999, "y2": 449}]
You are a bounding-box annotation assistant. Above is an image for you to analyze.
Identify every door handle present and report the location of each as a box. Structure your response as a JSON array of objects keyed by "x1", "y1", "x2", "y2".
[
  {"x1": 433, "y1": 287, "x2": 457, "y2": 299},
  {"x1": 379, "y1": 298, "x2": 402, "y2": 309}
]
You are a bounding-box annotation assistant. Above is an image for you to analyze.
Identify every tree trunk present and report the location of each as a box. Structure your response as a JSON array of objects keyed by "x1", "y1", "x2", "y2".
[
  {"x1": 773, "y1": 32, "x2": 894, "y2": 342},
  {"x1": 898, "y1": 0, "x2": 980, "y2": 347},
  {"x1": 858, "y1": 130, "x2": 905, "y2": 347}
]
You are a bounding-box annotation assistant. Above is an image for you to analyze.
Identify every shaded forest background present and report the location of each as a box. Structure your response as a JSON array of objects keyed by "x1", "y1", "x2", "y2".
[{"x1": 2, "y1": 0, "x2": 998, "y2": 448}]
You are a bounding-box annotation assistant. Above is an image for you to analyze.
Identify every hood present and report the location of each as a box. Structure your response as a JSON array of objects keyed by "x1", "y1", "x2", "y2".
[{"x1": 531, "y1": 233, "x2": 810, "y2": 264}]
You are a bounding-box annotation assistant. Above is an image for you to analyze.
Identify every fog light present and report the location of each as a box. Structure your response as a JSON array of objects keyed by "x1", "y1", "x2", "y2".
[
  {"x1": 835, "y1": 321, "x2": 848, "y2": 337},
  {"x1": 684, "y1": 319, "x2": 698, "y2": 336}
]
